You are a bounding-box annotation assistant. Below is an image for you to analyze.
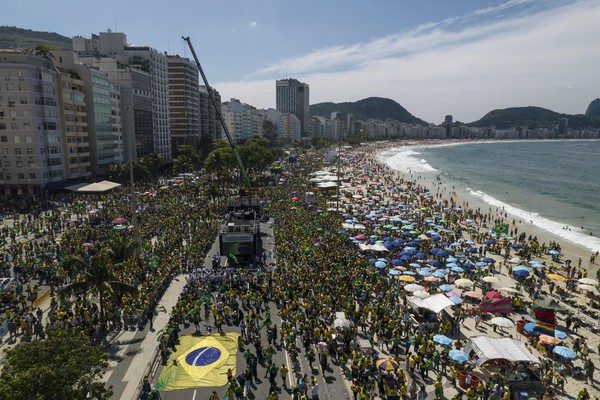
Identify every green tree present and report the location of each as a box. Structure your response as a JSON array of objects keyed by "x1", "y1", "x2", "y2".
[
  {"x1": 106, "y1": 163, "x2": 128, "y2": 183},
  {"x1": 203, "y1": 147, "x2": 236, "y2": 184},
  {"x1": 0, "y1": 328, "x2": 112, "y2": 400},
  {"x1": 239, "y1": 143, "x2": 276, "y2": 175},
  {"x1": 106, "y1": 235, "x2": 137, "y2": 267},
  {"x1": 60, "y1": 251, "x2": 138, "y2": 319}
]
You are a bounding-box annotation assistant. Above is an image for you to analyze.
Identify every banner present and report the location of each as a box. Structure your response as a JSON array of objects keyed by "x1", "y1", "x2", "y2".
[
  {"x1": 532, "y1": 309, "x2": 556, "y2": 324},
  {"x1": 156, "y1": 333, "x2": 240, "y2": 391},
  {"x1": 494, "y1": 224, "x2": 509, "y2": 235},
  {"x1": 533, "y1": 322, "x2": 555, "y2": 336},
  {"x1": 479, "y1": 298, "x2": 513, "y2": 314}
]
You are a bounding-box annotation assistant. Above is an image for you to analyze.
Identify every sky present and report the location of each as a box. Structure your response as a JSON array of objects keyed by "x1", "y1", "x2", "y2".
[{"x1": 5, "y1": 0, "x2": 600, "y2": 123}]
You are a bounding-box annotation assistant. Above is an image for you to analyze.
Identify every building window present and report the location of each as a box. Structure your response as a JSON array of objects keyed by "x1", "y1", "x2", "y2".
[
  {"x1": 29, "y1": 173, "x2": 36, "y2": 179},
  {"x1": 17, "y1": 173, "x2": 24, "y2": 180},
  {"x1": 14, "y1": 148, "x2": 22, "y2": 155},
  {"x1": 16, "y1": 161, "x2": 23, "y2": 168}
]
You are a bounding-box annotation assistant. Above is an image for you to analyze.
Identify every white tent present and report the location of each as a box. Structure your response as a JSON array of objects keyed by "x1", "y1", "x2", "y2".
[
  {"x1": 342, "y1": 222, "x2": 366, "y2": 230},
  {"x1": 465, "y1": 336, "x2": 540, "y2": 367},
  {"x1": 358, "y1": 243, "x2": 389, "y2": 252},
  {"x1": 76, "y1": 180, "x2": 121, "y2": 193},
  {"x1": 408, "y1": 294, "x2": 454, "y2": 314}
]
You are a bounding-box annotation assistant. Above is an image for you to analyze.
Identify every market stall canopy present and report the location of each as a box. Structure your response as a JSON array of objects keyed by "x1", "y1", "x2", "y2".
[
  {"x1": 466, "y1": 336, "x2": 540, "y2": 367},
  {"x1": 408, "y1": 293, "x2": 455, "y2": 314},
  {"x1": 75, "y1": 180, "x2": 121, "y2": 193},
  {"x1": 342, "y1": 223, "x2": 366, "y2": 230}
]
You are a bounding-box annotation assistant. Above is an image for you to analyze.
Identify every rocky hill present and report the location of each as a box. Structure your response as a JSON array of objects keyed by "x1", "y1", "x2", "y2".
[
  {"x1": 0, "y1": 26, "x2": 71, "y2": 50},
  {"x1": 469, "y1": 106, "x2": 600, "y2": 129},
  {"x1": 585, "y1": 98, "x2": 600, "y2": 117},
  {"x1": 310, "y1": 97, "x2": 427, "y2": 125}
]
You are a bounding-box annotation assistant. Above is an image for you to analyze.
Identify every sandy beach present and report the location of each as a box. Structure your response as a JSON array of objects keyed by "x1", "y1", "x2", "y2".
[{"x1": 332, "y1": 140, "x2": 599, "y2": 399}]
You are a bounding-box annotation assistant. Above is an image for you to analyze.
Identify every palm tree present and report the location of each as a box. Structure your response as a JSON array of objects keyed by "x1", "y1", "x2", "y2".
[
  {"x1": 59, "y1": 251, "x2": 138, "y2": 319},
  {"x1": 106, "y1": 236, "x2": 137, "y2": 267}
]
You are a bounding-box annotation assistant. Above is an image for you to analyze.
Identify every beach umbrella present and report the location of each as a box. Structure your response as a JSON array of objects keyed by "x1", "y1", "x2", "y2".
[
  {"x1": 578, "y1": 284, "x2": 596, "y2": 292},
  {"x1": 482, "y1": 276, "x2": 500, "y2": 284},
  {"x1": 82, "y1": 242, "x2": 93, "y2": 247},
  {"x1": 436, "y1": 250, "x2": 449, "y2": 258},
  {"x1": 462, "y1": 262, "x2": 476, "y2": 270},
  {"x1": 484, "y1": 239, "x2": 495, "y2": 245},
  {"x1": 388, "y1": 269, "x2": 402, "y2": 276},
  {"x1": 467, "y1": 247, "x2": 479, "y2": 253},
  {"x1": 415, "y1": 252, "x2": 427, "y2": 260},
  {"x1": 490, "y1": 317, "x2": 515, "y2": 328},
  {"x1": 418, "y1": 269, "x2": 432, "y2": 277},
  {"x1": 530, "y1": 262, "x2": 546, "y2": 269},
  {"x1": 446, "y1": 257, "x2": 458, "y2": 263},
  {"x1": 375, "y1": 261, "x2": 387, "y2": 269},
  {"x1": 113, "y1": 224, "x2": 127, "y2": 231},
  {"x1": 427, "y1": 260, "x2": 442, "y2": 268},
  {"x1": 523, "y1": 323, "x2": 567, "y2": 339},
  {"x1": 553, "y1": 346, "x2": 576, "y2": 360},
  {"x1": 539, "y1": 335, "x2": 561, "y2": 345},
  {"x1": 485, "y1": 291, "x2": 503, "y2": 300},
  {"x1": 446, "y1": 262, "x2": 458, "y2": 269},
  {"x1": 439, "y1": 284, "x2": 454, "y2": 292},
  {"x1": 112, "y1": 217, "x2": 127, "y2": 224},
  {"x1": 499, "y1": 287, "x2": 519, "y2": 294},
  {"x1": 449, "y1": 350, "x2": 469, "y2": 363},
  {"x1": 433, "y1": 334, "x2": 453, "y2": 346},
  {"x1": 455, "y1": 279, "x2": 474, "y2": 288},
  {"x1": 354, "y1": 234, "x2": 367, "y2": 240},
  {"x1": 511, "y1": 243, "x2": 524, "y2": 249},
  {"x1": 376, "y1": 358, "x2": 400, "y2": 371},
  {"x1": 334, "y1": 318, "x2": 352, "y2": 329},
  {"x1": 432, "y1": 270, "x2": 447, "y2": 278},
  {"x1": 403, "y1": 271, "x2": 416, "y2": 276},
  {"x1": 578, "y1": 278, "x2": 599, "y2": 285},
  {"x1": 449, "y1": 297, "x2": 463, "y2": 305},
  {"x1": 512, "y1": 269, "x2": 530, "y2": 278},
  {"x1": 464, "y1": 291, "x2": 483, "y2": 300},
  {"x1": 424, "y1": 276, "x2": 438, "y2": 282},
  {"x1": 547, "y1": 274, "x2": 568, "y2": 282},
  {"x1": 482, "y1": 257, "x2": 496, "y2": 263},
  {"x1": 548, "y1": 250, "x2": 560, "y2": 256},
  {"x1": 510, "y1": 257, "x2": 522, "y2": 264},
  {"x1": 414, "y1": 290, "x2": 431, "y2": 299},
  {"x1": 404, "y1": 283, "x2": 424, "y2": 292}
]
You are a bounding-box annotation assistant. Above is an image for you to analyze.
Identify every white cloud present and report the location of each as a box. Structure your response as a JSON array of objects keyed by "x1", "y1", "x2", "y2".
[
  {"x1": 249, "y1": 21, "x2": 258, "y2": 27},
  {"x1": 217, "y1": 0, "x2": 600, "y2": 123}
]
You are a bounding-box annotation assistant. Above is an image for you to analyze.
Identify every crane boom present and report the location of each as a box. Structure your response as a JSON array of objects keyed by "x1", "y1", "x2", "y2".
[{"x1": 182, "y1": 36, "x2": 251, "y2": 188}]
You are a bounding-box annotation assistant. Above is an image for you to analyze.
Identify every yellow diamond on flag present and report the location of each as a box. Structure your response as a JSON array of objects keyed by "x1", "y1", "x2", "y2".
[{"x1": 156, "y1": 333, "x2": 240, "y2": 391}]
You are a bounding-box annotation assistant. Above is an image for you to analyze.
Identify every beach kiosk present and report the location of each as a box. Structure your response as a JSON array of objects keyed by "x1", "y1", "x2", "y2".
[{"x1": 464, "y1": 336, "x2": 543, "y2": 398}]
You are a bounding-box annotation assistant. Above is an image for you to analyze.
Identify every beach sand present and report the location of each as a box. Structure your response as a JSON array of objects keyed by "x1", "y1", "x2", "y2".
[{"x1": 337, "y1": 141, "x2": 600, "y2": 399}]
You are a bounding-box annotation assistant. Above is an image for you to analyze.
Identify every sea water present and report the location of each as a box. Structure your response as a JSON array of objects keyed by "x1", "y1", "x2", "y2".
[{"x1": 381, "y1": 140, "x2": 600, "y2": 252}]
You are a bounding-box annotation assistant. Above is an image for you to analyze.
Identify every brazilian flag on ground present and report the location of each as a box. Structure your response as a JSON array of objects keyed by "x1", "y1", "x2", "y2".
[
  {"x1": 156, "y1": 333, "x2": 240, "y2": 391},
  {"x1": 494, "y1": 224, "x2": 509, "y2": 235}
]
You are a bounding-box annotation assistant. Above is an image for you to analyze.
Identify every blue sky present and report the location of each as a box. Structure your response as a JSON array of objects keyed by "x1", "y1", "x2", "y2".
[{"x1": 5, "y1": 0, "x2": 600, "y2": 123}]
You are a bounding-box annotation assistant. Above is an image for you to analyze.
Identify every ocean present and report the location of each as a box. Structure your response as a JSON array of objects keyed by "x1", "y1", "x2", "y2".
[{"x1": 380, "y1": 140, "x2": 600, "y2": 253}]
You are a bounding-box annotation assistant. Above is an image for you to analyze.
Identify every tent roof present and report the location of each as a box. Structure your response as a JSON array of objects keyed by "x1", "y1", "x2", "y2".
[
  {"x1": 76, "y1": 180, "x2": 121, "y2": 193},
  {"x1": 358, "y1": 243, "x2": 389, "y2": 252},
  {"x1": 466, "y1": 336, "x2": 540, "y2": 366},
  {"x1": 408, "y1": 294, "x2": 454, "y2": 314}
]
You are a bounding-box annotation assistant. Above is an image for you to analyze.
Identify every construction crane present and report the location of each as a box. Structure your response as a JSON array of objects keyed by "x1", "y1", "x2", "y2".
[{"x1": 182, "y1": 36, "x2": 251, "y2": 189}]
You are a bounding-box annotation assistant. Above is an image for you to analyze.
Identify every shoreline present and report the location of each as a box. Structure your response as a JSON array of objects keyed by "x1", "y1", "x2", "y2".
[{"x1": 374, "y1": 139, "x2": 599, "y2": 277}]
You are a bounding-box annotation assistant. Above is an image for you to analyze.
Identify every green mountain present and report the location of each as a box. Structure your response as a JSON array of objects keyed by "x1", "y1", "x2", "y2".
[
  {"x1": 0, "y1": 26, "x2": 72, "y2": 50},
  {"x1": 469, "y1": 106, "x2": 600, "y2": 129},
  {"x1": 310, "y1": 97, "x2": 428, "y2": 125},
  {"x1": 585, "y1": 98, "x2": 600, "y2": 117}
]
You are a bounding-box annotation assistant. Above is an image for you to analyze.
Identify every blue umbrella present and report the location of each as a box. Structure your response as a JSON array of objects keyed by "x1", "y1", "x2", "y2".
[
  {"x1": 548, "y1": 250, "x2": 560, "y2": 255},
  {"x1": 418, "y1": 269, "x2": 432, "y2": 277},
  {"x1": 449, "y1": 350, "x2": 469, "y2": 363},
  {"x1": 476, "y1": 262, "x2": 488, "y2": 268},
  {"x1": 388, "y1": 269, "x2": 402, "y2": 276},
  {"x1": 451, "y1": 266, "x2": 465, "y2": 273},
  {"x1": 484, "y1": 239, "x2": 495, "y2": 245},
  {"x1": 439, "y1": 284, "x2": 454, "y2": 292},
  {"x1": 375, "y1": 261, "x2": 387, "y2": 269},
  {"x1": 450, "y1": 297, "x2": 463, "y2": 305},
  {"x1": 482, "y1": 257, "x2": 496, "y2": 263},
  {"x1": 403, "y1": 271, "x2": 416, "y2": 276},
  {"x1": 513, "y1": 269, "x2": 530, "y2": 277},
  {"x1": 553, "y1": 346, "x2": 577, "y2": 360},
  {"x1": 446, "y1": 257, "x2": 458, "y2": 263},
  {"x1": 437, "y1": 250, "x2": 449, "y2": 258},
  {"x1": 463, "y1": 262, "x2": 476, "y2": 270},
  {"x1": 511, "y1": 243, "x2": 524, "y2": 249},
  {"x1": 427, "y1": 260, "x2": 442, "y2": 268},
  {"x1": 391, "y1": 259, "x2": 403, "y2": 266},
  {"x1": 433, "y1": 334, "x2": 453, "y2": 346},
  {"x1": 467, "y1": 247, "x2": 479, "y2": 253},
  {"x1": 409, "y1": 263, "x2": 421, "y2": 268},
  {"x1": 446, "y1": 262, "x2": 458, "y2": 268},
  {"x1": 433, "y1": 270, "x2": 447, "y2": 278},
  {"x1": 368, "y1": 258, "x2": 378, "y2": 265},
  {"x1": 431, "y1": 236, "x2": 441, "y2": 242},
  {"x1": 415, "y1": 252, "x2": 427, "y2": 260}
]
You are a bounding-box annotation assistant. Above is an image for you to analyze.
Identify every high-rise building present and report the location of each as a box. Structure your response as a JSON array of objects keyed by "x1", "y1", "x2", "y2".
[
  {"x1": 167, "y1": 55, "x2": 200, "y2": 157},
  {"x1": 57, "y1": 69, "x2": 91, "y2": 180},
  {"x1": 221, "y1": 98, "x2": 261, "y2": 143},
  {"x1": 55, "y1": 50, "x2": 124, "y2": 174},
  {"x1": 0, "y1": 50, "x2": 66, "y2": 194},
  {"x1": 199, "y1": 85, "x2": 221, "y2": 157},
  {"x1": 276, "y1": 78, "x2": 309, "y2": 135},
  {"x1": 72, "y1": 32, "x2": 172, "y2": 161}
]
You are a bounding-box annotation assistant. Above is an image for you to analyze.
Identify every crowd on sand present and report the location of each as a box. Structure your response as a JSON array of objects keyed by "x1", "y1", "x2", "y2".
[{"x1": 1, "y1": 141, "x2": 599, "y2": 400}]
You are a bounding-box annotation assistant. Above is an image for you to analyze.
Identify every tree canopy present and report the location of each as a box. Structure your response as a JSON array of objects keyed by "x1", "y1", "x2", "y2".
[{"x1": 0, "y1": 328, "x2": 112, "y2": 400}]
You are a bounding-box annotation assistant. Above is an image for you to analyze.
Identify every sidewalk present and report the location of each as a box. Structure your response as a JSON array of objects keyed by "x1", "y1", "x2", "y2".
[{"x1": 105, "y1": 273, "x2": 188, "y2": 400}]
